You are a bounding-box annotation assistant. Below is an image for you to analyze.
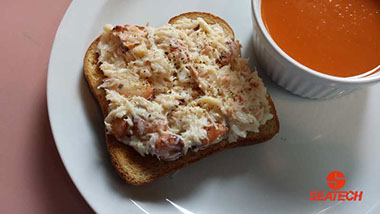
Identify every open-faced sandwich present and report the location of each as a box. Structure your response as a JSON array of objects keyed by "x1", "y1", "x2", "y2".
[{"x1": 84, "y1": 12, "x2": 279, "y2": 185}]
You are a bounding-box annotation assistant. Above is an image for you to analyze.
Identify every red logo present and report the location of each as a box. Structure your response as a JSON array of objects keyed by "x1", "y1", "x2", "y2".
[
  {"x1": 326, "y1": 171, "x2": 346, "y2": 190},
  {"x1": 309, "y1": 171, "x2": 363, "y2": 201}
]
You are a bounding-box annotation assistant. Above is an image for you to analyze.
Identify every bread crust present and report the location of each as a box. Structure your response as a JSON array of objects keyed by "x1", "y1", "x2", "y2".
[{"x1": 84, "y1": 12, "x2": 279, "y2": 185}]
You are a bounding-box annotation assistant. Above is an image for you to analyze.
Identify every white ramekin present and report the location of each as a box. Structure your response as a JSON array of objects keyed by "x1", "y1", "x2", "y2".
[{"x1": 251, "y1": 0, "x2": 380, "y2": 99}]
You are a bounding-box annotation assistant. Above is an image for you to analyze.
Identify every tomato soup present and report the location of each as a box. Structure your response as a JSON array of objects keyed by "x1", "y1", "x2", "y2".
[{"x1": 261, "y1": 0, "x2": 380, "y2": 77}]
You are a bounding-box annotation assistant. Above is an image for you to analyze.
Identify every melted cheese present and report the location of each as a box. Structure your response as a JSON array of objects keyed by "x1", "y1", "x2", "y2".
[{"x1": 96, "y1": 18, "x2": 272, "y2": 160}]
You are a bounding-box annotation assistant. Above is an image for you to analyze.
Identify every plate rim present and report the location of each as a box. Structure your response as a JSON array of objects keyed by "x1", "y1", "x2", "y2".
[{"x1": 46, "y1": 0, "x2": 96, "y2": 211}]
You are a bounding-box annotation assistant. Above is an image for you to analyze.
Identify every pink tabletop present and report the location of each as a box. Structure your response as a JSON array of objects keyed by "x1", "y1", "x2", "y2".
[{"x1": 0, "y1": 0, "x2": 93, "y2": 213}]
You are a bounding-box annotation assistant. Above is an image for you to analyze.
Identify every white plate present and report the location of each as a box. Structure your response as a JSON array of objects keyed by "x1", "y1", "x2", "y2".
[{"x1": 47, "y1": 0, "x2": 380, "y2": 213}]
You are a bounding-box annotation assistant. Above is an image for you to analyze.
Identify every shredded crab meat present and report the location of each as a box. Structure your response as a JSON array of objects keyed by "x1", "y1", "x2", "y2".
[{"x1": 96, "y1": 18, "x2": 272, "y2": 161}]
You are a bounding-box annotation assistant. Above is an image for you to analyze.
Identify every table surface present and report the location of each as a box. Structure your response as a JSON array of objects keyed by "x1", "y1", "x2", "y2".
[{"x1": 0, "y1": 0, "x2": 93, "y2": 213}]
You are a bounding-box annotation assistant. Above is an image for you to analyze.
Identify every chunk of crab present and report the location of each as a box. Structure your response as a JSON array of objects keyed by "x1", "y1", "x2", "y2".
[
  {"x1": 154, "y1": 134, "x2": 184, "y2": 161},
  {"x1": 133, "y1": 117, "x2": 167, "y2": 137},
  {"x1": 112, "y1": 25, "x2": 147, "y2": 62},
  {"x1": 217, "y1": 41, "x2": 241, "y2": 68},
  {"x1": 110, "y1": 81, "x2": 153, "y2": 99},
  {"x1": 201, "y1": 124, "x2": 228, "y2": 145},
  {"x1": 110, "y1": 117, "x2": 132, "y2": 138}
]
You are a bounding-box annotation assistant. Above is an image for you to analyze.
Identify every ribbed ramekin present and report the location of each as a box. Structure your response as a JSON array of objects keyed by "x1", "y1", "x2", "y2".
[{"x1": 251, "y1": 0, "x2": 380, "y2": 99}]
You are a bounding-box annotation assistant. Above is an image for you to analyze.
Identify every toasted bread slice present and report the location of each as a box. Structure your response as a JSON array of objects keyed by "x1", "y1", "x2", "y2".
[{"x1": 84, "y1": 12, "x2": 279, "y2": 185}]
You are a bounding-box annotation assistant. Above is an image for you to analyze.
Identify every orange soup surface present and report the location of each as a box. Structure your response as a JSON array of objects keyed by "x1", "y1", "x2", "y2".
[{"x1": 261, "y1": 0, "x2": 380, "y2": 77}]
